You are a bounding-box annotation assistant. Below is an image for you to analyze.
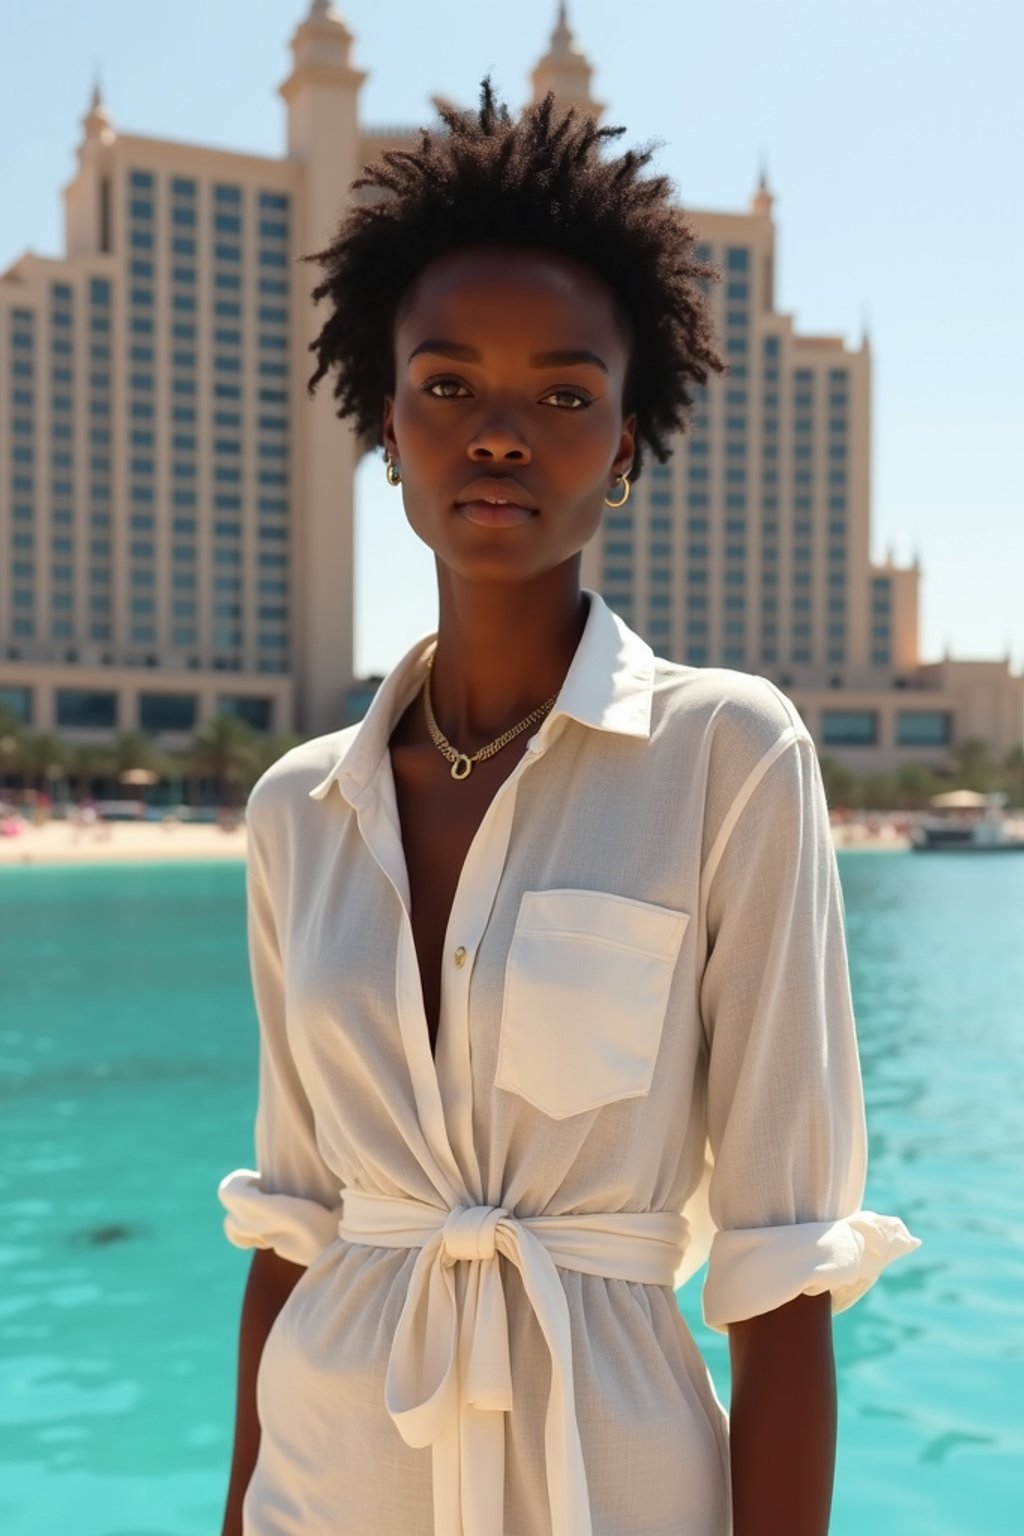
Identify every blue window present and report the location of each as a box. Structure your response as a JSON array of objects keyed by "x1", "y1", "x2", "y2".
[
  {"x1": 215, "y1": 212, "x2": 242, "y2": 234},
  {"x1": 726, "y1": 247, "x2": 749, "y2": 272},
  {"x1": 172, "y1": 206, "x2": 196, "y2": 228},
  {"x1": 215, "y1": 272, "x2": 241, "y2": 291},
  {"x1": 822, "y1": 710, "x2": 878, "y2": 747},
  {"x1": 259, "y1": 192, "x2": 290, "y2": 211},
  {"x1": 130, "y1": 198, "x2": 154, "y2": 221},
  {"x1": 259, "y1": 278, "x2": 288, "y2": 296},
  {"x1": 139, "y1": 692, "x2": 197, "y2": 731},
  {"x1": 90, "y1": 278, "x2": 111, "y2": 306},
  {"x1": 215, "y1": 244, "x2": 241, "y2": 264},
  {"x1": 214, "y1": 184, "x2": 242, "y2": 205},
  {"x1": 259, "y1": 249, "x2": 287, "y2": 269},
  {"x1": 173, "y1": 237, "x2": 196, "y2": 257},
  {"x1": 171, "y1": 177, "x2": 196, "y2": 198},
  {"x1": 57, "y1": 688, "x2": 117, "y2": 728}
]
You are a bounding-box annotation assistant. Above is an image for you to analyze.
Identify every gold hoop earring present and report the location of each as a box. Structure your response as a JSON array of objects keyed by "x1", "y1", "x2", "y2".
[
  {"x1": 385, "y1": 451, "x2": 402, "y2": 487},
  {"x1": 605, "y1": 472, "x2": 631, "y2": 509}
]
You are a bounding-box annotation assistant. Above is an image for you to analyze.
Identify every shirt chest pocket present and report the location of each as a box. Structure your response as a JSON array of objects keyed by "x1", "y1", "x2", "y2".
[{"x1": 494, "y1": 888, "x2": 690, "y2": 1121}]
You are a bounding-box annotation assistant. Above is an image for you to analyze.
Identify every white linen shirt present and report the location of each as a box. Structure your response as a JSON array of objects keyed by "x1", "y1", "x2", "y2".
[{"x1": 219, "y1": 586, "x2": 920, "y2": 1536}]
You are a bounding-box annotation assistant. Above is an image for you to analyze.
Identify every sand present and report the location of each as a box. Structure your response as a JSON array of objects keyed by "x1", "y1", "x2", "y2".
[
  {"x1": 0, "y1": 817, "x2": 248, "y2": 867},
  {"x1": 0, "y1": 812, "x2": 910, "y2": 868}
]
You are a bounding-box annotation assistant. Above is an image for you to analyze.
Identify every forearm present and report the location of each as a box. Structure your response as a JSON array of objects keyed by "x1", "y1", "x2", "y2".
[
  {"x1": 727, "y1": 1290, "x2": 837, "y2": 1536},
  {"x1": 221, "y1": 1246, "x2": 307, "y2": 1536}
]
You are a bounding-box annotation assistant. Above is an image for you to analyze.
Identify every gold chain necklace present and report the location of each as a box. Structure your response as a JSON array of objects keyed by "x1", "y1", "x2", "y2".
[{"x1": 422, "y1": 655, "x2": 559, "y2": 781}]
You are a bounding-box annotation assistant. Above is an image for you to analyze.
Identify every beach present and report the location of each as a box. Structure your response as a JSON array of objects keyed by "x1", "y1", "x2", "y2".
[
  {"x1": 0, "y1": 813, "x2": 911, "y2": 866},
  {"x1": 0, "y1": 817, "x2": 248, "y2": 866}
]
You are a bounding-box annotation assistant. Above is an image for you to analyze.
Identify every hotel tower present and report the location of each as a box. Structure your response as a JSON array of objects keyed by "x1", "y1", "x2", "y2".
[{"x1": 1, "y1": 2, "x2": 1020, "y2": 769}]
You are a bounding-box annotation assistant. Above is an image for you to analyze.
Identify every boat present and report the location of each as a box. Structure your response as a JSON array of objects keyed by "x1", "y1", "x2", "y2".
[{"x1": 910, "y1": 790, "x2": 1024, "y2": 852}]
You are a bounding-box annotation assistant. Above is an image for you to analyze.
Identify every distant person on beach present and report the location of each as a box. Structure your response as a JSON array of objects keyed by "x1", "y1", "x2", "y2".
[{"x1": 217, "y1": 78, "x2": 920, "y2": 1536}]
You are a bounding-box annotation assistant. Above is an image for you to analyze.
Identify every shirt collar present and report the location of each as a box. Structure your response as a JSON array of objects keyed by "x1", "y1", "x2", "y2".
[{"x1": 308, "y1": 587, "x2": 655, "y2": 806}]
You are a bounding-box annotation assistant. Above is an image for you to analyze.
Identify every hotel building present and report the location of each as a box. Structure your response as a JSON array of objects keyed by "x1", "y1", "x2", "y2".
[{"x1": 1, "y1": 2, "x2": 1020, "y2": 772}]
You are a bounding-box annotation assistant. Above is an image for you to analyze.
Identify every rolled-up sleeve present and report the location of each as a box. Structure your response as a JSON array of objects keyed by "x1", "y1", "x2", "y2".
[
  {"x1": 218, "y1": 794, "x2": 342, "y2": 1267},
  {"x1": 698, "y1": 726, "x2": 920, "y2": 1334}
]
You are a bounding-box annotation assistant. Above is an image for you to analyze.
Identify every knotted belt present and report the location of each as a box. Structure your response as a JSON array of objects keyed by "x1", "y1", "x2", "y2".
[{"x1": 337, "y1": 1189, "x2": 688, "y2": 1536}]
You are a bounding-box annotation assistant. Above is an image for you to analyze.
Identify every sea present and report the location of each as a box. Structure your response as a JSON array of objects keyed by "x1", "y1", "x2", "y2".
[{"x1": 0, "y1": 850, "x2": 1021, "y2": 1535}]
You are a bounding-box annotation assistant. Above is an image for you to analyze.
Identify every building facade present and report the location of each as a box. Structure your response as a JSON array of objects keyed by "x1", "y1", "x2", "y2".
[{"x1": 2, "y1": 2, "x2": 1021, "y2": 772}]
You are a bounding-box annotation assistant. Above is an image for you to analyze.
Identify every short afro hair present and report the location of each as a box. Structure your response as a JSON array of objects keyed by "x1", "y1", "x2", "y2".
[{"x1": 302, "y1": 76, "x2": 729, "y2": 484}]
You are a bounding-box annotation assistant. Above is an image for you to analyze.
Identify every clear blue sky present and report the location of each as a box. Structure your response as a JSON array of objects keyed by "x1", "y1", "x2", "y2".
[{"x1": 2, "y1": 1, "x2": 1021, "y2": 676}]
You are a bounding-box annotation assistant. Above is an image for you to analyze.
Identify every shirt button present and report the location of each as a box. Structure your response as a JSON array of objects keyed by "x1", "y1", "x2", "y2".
[{"x1": 453, "y1": 946, "x2": 467, "y2": 969}]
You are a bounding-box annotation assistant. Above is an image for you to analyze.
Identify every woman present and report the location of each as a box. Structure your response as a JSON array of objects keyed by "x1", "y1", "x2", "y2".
[{"x1": 218, "y1": 80, "x2": 920, "y2": 1536}]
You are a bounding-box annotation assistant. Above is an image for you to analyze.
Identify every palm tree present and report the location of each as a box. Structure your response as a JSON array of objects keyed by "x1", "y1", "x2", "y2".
[
  {"x1": 893, "y1": 762, "x2": 940, "y2": 810},
  {"x1": 252, "y1": 731, "x2": 305, "y2": 779},
  {"x1": 187, "y1": 713, "x2": 263, "y2": 807},
  {"x1": 1000, "y1": 744, "x2": 1024, "y2": 808},
  {"x1": 64, "y1": 740, "x2": 116, "y2": 802},
  {"x1": 946, "y1": 737, "x2": 995, "y2": 792},
  {"x1": 16, "y1": 731, "x2": 70, "y2": 801},
  {"x1": 816, "y1": 754, "x2": 856, "y2": 810},
  {"x1": 0, "y1": 704, "x2": 27, "y2": 795}
]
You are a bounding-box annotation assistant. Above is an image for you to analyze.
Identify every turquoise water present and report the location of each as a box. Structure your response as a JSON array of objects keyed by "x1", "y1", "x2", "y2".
[{"x1": 0, "y1": 852, "x2": 1020, "y2": 1534}]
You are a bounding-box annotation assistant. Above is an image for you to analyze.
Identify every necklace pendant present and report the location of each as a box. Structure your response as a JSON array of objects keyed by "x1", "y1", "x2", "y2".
[{"x1": 451, "y1": 753, "x2": 473, "y2": 781}]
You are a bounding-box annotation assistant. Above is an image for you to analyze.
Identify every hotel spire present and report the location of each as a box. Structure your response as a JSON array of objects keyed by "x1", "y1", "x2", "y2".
[
  {"x1": 751, "y1": 163, "x2": 774, "y2": 218},
  {"x1": 530, "y1": 2, "x2": 603, "y2": 117},
  {"x1": 80, "y1": 74, "x2": 115, "y2": 150}
]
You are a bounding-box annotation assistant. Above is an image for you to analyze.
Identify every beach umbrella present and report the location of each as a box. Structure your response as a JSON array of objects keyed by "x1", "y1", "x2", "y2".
[{"x1": 118, "y1": 768, "x2": 159, "y2": 786}]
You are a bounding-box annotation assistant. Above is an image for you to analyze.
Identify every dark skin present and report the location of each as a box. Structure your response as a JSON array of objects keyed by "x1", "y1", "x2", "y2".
[
  {"x1": 222, "y1": 244, "x2": 836, "y2": 1534},
  {"x1": 382, "y1": 242, "x2": 636, "y2": 1059}
]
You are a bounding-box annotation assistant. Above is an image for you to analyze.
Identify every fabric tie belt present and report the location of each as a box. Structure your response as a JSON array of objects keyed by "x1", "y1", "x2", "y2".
[{"x1": 337, "y1": 1189, "x2": 688, "y2": 1536}]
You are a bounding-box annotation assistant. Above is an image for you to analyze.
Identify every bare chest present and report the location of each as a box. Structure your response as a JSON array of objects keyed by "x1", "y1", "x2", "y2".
[{"x1": 389, "y1": 739, "x2": 529, "y2": 1059}]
